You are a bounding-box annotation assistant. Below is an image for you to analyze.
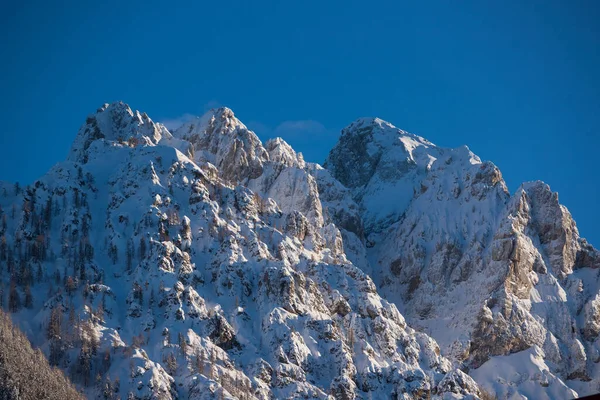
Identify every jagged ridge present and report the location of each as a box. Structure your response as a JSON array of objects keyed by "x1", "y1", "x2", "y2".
[
  {"x1": 2, "y1": 101, "x2": 599, "y2": 399},
  {"x1": 326, "y1": 116, "x2": 600, "y2": 398},
  {"x1": 0, "y1": 103, "x2": 482, "y2": 400}
]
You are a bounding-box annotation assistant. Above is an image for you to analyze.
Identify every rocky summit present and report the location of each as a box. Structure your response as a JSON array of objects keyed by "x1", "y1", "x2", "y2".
[{"x1": 0, "y1": 102, "x2": 598, "y2": 399}]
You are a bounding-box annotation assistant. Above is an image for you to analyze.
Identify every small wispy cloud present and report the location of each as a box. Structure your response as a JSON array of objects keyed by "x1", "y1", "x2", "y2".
[
  {"x1": 203, "y1": 99, "x2": 222, "y2": 111},
  {"x1": 159, "y1": 99, "x2": 222, "y2": 131},
  {"x1": 246, "y1": 121, "x2": 273, "y2": 136},
  {"x1": 161, "y1": 107, "x2": 339, "y2": 164},
  {"x1": 248, "y1": 119, "x2": 339, "y2": 164},
  {"x1": 273, "y1": 120, "x2": 328, "y2": 137},
  {"x1": 159, "y1": 113, "x2": 197, "y2": 130}
]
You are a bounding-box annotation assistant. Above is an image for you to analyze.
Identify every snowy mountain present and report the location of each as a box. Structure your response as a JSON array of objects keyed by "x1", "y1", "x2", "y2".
[
  {"x1": 0, "y1": 102, "x2": 597, "y2": 399},
  {"x1": 0, "y1": 102, "x2": 482, "y2": 400},
  {"x1": 325, "y1": 117, "x2": 600, "y2": 398}
]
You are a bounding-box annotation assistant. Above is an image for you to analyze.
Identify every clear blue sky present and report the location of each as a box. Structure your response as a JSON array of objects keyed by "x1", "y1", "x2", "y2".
[{"x1": 0, "y1": 1, "x2": 598, "y2": 245}]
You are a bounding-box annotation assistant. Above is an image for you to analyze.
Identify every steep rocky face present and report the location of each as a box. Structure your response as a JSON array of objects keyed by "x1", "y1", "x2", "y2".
[
  {"x1": 467, "y1": 182, "x2": 600, "y2": 384},
  {"x1": 0, "y1": 103, "x2": 481, "y2": 400},
  {"x1": 171, "y1": 107, "x2": 269, "y2": 183},
  {"x1": 325, "y1": 118, "x2": 600, "y2": 397},
  {"x1": 5, "y1": 101, "x2": 598, "y2": 398},
  {"x1": 69, "y1": 101, "x2": 172, "y2": 164},
  {"x1": 324, "y1": 117, "x2": 486, "y2": 233}
]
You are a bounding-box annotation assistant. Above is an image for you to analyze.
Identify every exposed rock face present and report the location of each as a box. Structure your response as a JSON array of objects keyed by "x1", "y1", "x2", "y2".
[
  {"x1": 0, "y1": 103, "x2": 482, "y2": 400},
  {"x1": 68, "y1": 101, "x2": 172, "y2": 163},
  {"x1": 325, "y1": 117, "x2": 600, "y2": 397},
  {"x1": 3, "y1": 101, "x2": 599, "y2": 398},
  {"x1": 172, "y1": 107, "x2": 268, "y2": 183}
]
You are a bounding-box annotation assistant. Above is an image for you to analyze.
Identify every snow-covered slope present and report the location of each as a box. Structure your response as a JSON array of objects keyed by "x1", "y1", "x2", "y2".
[
  {"x1": 3, "y1": 102, "x2": 598, "y2": 399},
  {"x1": 0, "y1": 103, "x2": 483, "y2": 399},
  {"x1": 325, "y1": 117, "x2": 600, "y2": 398}
]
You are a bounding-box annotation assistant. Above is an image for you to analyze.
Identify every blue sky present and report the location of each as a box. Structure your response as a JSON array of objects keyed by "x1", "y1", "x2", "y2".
[{"x1": 0, "y1": 1, "x2": 598, "y2": 244}]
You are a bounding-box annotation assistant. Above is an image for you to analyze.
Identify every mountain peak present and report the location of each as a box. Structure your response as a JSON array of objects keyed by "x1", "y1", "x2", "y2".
[
  {"x1": 172, "y1": 106, "x2": 268, "y2": 182},
  {"x1": 325, "y1": 117, "x2": 438, "y2": 191},
  {"x1": 341, "y1": 116, "x2": 436, "y2": 148},
  {"x1": 5, "y1": 102, "x2": 598, "y2": 399},
  {"x1": 67, "y1": 101, "x2": 171, "y2": 163},
  {"x1": 171, "y1": 107, "x2": 247, "y2": 140},
  {"x1": 342, "y1": 117, "x2": 404, "y2": 135},
  {"x1": 200, "y1": 106, "x2": 241, "y2": 130},
  {"x1": 326, "y1": 115, "x2": 498, "y2": 232},
  {"x1": 346, "y1": 116, "x2": 389, "y2": 126},
  {"x1": 98, "y1": 100, "x2": 131, "y2": 114}
]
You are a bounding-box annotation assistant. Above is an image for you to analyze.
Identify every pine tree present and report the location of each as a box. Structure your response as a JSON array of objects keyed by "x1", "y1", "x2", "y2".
[
  {"x1": 132, "y1": 281, "x2": 143, "y2": 305},
  {"x1": 53, "y1": 198, "x2": 60, "y2": 216},
  {"x1": 49, "y1": 338, "x2": 64, "y2": 366},
  {"x1": 178, "y1": 332, "x2": 187, "y2": 355},
  {"x1": 24, "y1": 285, "x2": 33, "y2": 308},
  {"x1": 126, "y1": 238, "x2": 134, "y2": 271},
  {"x1": 139, "y1": 236, "x2": 147, "y2": 260},
  {"x1": 73, "y1": 189, "x2": 80, "y2": 209},
  {"x1": 149, "y1": 288, "x2": 155, "y2": 307},
  {"x1": 8, "y1": 281, "x2": 21, "y2": 312},
  {"x1": 36, "y1": 263, "x2": 43, "y2": 283},
  {"x1": 108, "y1": 244, "x2": 118, "y2": 264},
  {"x1": 86, "y1": 322, "x2": 100, "y2": 355},
  {"x1": 101, "y1": 348, "x2": 112, "y2": 374},
  {"x1": 80, "y1": 262, "x2": 87, "y2": 282},
  {"x1": 6, "y1": 248, "x2": 13, "y2": 275},
  {"x1": 44, "y1": 196, "x2": 53, "y2": 228},
  {"x1": 17, "y1": 259, "x2": 32, "y2": 287},
  {"x1": 47, "y1": 306, "x2": 62, "y2": 340},
  {"x1": 67, "y1": 305, "x2": 77, "y2": 345},
  {"x1": 165, "y1": 352, "x2": 178, "y2": 374},
  {"x1": 78, "y1": 344, "x2": 92, "y2": 386},
  {"x1": 65, "y1": 276, "x2": 77, "y2": 295},
  {"x1": 0, "y1": 235, "x2": 6, "y2": 261}
]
